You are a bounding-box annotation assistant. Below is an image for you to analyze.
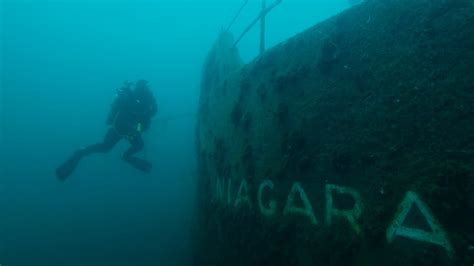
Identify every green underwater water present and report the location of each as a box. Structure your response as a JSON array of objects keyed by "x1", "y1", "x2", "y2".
[
  {"x1": 2, "y1": 0, "x2": 473, "y2": 265},
  {"x1": 194, "y1": 0, "x2": 474, "y2": 265}
]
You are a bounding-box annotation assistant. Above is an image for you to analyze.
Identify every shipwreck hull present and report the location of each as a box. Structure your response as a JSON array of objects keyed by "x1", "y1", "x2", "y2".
[{"x1": 194, "y1": 0, "x2": 474, "y2": 265}]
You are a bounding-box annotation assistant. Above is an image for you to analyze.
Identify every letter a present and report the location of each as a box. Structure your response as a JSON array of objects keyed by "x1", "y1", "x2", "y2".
[
  {"x1": 283, "y1": 182, "x2": 318, "y2": 225},
  {"x1": 234, "y1": 179, "x2": 252, "y2": 208},
  {"x1": 386, "y1": 191, "x2": 453, "y2": 257}
]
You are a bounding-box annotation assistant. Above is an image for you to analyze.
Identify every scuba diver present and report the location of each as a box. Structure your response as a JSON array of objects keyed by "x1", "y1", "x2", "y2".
[
  {"x1": 348, "y1": 0, "x2": 364, "y2": 5},
  {"x1": 56, "y1": 80, "x2": 158, "y2": 181}
]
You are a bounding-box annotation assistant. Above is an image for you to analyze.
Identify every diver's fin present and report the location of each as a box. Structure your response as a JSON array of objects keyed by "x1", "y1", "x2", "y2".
[
  {"x1": 124, "y1": 157, "x2": 152, "y2": 173},
  {"x1": 56, "y1": 159, "x2": 78, "y2": 181},
  {"x1": 56, "y1": 153, "x2": 82, "y2": 181}
]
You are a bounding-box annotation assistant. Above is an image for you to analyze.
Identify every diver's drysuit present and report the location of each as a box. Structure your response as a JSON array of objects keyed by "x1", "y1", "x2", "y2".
[{"x1": 56, "y1": 82, "x2": 157, "y2": 181}]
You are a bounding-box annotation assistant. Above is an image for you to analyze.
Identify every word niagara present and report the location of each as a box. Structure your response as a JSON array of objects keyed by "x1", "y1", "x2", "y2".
[{"x1": 213, "y1": 178, "x2": 454, "y2": 257}]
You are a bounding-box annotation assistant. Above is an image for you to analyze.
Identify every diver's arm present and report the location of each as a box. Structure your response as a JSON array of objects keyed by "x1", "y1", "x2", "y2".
[
  {"x1": 150, "y1": 96, "x2": 158, "y2": 118},
  {"x1": 106, "y1": 95, "x2": 121, "y2": 125},
  {"x1": 140, "y1": 99, "x2": 157, "y2": 132}
]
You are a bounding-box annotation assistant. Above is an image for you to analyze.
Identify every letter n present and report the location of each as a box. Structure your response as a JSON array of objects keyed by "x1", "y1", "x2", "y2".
[{"x1": 386, "y1": 191, "x2": 454, "y2": 257}]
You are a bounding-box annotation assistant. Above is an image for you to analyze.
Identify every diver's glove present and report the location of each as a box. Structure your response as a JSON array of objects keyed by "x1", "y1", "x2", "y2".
[{"x1": 136, "y1": 120, "x2": 151, "y2": 132}]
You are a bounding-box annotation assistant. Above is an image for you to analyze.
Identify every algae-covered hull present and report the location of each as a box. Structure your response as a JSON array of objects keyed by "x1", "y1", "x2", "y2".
[{"x1": 194, "y1": 0, "x2": 474, "y2": 265}]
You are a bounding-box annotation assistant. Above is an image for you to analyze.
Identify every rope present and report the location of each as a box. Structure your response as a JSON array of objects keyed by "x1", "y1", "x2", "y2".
[
  {"x1": 226, "y1": 0, "x2": 249, "y2": 32},
  {"x1": 233, "y1": 0, "x2": 283, "y2": 48}
]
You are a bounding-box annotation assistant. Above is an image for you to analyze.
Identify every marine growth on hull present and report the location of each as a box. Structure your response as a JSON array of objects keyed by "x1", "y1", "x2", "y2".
[{"x1": 194, "y1": 0, "x2": 474, "y2": 265}]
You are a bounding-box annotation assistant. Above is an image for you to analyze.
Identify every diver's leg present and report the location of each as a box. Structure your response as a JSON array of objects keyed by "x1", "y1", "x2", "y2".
[
  {"x1": 122, "y1": 134, "x2": 152, "y2": 173},
  {"x1": 56, "y1": 129, "x2": 121, "y2": 180},
  {"x1": 79, "y1": 128, "x2": 122, "y2": 157}
]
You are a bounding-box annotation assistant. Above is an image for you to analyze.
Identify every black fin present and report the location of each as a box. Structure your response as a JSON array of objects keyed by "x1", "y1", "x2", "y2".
[
  {"x1": 56, "y1": 155, "x2": 81, "y2": 181},
  {"x1": 124, "y1": 157, "x2": 152, "y2": 173}
]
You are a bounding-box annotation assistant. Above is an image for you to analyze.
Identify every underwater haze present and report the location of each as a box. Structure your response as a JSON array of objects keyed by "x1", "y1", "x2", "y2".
[{"x1": 1, "y1": 0, "x2": 350, "y2": 265}]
